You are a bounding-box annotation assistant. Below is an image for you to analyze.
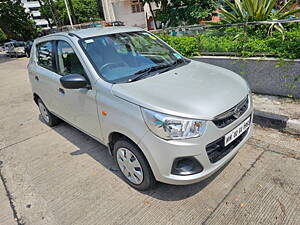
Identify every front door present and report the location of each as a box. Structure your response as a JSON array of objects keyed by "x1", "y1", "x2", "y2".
[{"x1": 54, "y1": 39, "x2": 101, "y2": 140}]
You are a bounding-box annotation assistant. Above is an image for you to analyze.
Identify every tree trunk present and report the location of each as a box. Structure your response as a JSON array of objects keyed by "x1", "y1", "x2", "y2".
[
  {"x1": 161, "y1": 0, "x2": 168, "y2": 13},
  {"x1": 148, "y1": 2, "x2": 157, "y2": 29},
  {"x1": 48, "y1": 0, "x2": 61, "y2": 27},
  {"x1": 67, "y1": 0, "x2": 77, "y2": 24},
  {"x1": 37, "y1": 0, "x2": 53, "y2": 28},
  {"x1": 96, "y1": 0, "x2": 104, "y2": 19}
]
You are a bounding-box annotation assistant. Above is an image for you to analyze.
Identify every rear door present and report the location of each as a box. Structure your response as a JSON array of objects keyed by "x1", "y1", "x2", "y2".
[{"x1": 31, "y1": 40, "x2": 61, "y2": 112}]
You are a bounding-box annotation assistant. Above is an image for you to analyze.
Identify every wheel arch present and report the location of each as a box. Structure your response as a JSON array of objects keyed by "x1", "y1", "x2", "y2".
[
  {"x1": 108, "y1": 132, "x2": 138, "y2": 156},
  {"x1": 108, "y1": 131, "x2": 157, "y2": 188},
  {"x1": 33, "y1": 92, "x2": 40, "y2": 105}
]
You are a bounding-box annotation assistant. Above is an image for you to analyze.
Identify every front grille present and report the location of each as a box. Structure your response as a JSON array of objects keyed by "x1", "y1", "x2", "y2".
[
  {"x1": 213, "y1": 96, "x2": 249, "y2": 128},
  {"x1": 206, "y1": 128, "x2": 249, "y2": 163}
]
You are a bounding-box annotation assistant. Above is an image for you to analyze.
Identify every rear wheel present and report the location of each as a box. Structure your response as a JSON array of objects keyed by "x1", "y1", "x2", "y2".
[
  {"x1": 113, "y1": 138, "x2": 156, "y2": 191},
  {"x1": 37, "y1": 99, "x2": 61, "y2": 127}
]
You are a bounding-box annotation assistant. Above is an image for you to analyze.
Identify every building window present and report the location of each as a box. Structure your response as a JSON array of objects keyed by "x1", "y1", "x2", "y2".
[
  {"x1": 37, "y1": 24, "x2": 48, "y2": 28},
  {"x1": 29, "y1": 7, "x2": 40, "y2": 12},
  {"x1": 131, "y1": 0, "x2": 144, "y2": 13}
]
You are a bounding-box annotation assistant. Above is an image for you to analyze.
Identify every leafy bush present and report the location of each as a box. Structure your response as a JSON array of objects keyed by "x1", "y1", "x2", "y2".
[
  {"x1": 266, "y1": 29, "x2": 300, "y2": 59},
  {"x1": 0, "y1": 28, "x2": 7, "y2": 43},
  {"x1": 159, "y1": 35, "x2": 200, "y2": 57},
  {"x1": 157, "y1": 27, "x2": 300, "y2": 59},
  {"x1": 197, "y1": 35, "x2": 240, "y2": 52}
]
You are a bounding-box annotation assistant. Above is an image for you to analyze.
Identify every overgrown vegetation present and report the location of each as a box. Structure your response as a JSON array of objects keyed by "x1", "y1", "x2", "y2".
[
  {"x1": 157, "y1": 25, "x2": 300, "y2": 59},
  {"x1": 55, "y1": 0, "x2": 102, "y2": 25},
  {"x1": 39, "y1": 0, "x2": 103, "y2": 27},
  {"x1": 0, "y1": 28, "x2": 7, "y2": 43},
  {"x1": 0, "y1": 0, "x2": 37, "y2": 40},
  {"x1": 221, "y1": 0, "x2": 300, "y2": 22},
  {"x1": 142, "y1": 0, "x2": 217, "y2": 27},
  {"x1": 220, "y1": 0, "x2": 300, "y2": 35}
]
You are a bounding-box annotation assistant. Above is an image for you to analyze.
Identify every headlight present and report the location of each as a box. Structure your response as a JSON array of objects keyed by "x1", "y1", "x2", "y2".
[{"x1": 141, "y1": 108, "x2": 206, "y2": 140}]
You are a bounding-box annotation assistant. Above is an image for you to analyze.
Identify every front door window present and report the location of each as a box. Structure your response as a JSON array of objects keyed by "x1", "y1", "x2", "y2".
[{"x1": 57, "y1": 41, "x2": 86, "y2": 76}]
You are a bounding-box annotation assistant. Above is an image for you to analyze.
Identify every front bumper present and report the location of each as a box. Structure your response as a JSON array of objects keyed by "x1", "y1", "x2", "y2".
[{"x1": 138, "y1": 107, "x2": 253, "y2": 185}]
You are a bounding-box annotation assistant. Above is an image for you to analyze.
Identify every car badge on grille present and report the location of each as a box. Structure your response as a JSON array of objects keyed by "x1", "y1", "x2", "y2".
[{"x1": 233, "y1": 105, "x2": 242, "y2": 119}]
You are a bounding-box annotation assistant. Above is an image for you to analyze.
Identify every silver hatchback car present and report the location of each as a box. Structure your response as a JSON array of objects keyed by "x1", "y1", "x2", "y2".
[{"x1": 28, "y1": 27, "x2": 253, "y2": 190}]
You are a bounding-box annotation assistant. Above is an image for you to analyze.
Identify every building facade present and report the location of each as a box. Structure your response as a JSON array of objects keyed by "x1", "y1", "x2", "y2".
[
  {"x1": 21, "y1": 0, "x2": 50, "y2": 29},
  {"x1": 102, "y1": 0, "x2": 156, "y2": 29}
]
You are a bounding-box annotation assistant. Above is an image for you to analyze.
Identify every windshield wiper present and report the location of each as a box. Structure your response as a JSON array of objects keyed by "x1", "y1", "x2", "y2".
[
  {"x1": 157, "y1": 58, "x2": 187, "y2": 74},
  {"x1": 127, "y1": 64, "x2": 172, "y2": 82},
  {"x1": 127, "y1": 58, "x2": 189, "y2": 83}
]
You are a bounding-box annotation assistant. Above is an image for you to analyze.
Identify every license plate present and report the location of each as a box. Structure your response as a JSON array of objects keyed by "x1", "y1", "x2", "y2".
[{"x1": 224, "y1": 117, "x2": 251, "y2": 146}]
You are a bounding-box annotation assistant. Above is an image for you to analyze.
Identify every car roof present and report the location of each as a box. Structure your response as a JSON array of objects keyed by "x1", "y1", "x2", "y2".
[{"x1": 37, "y1": 26, "x2": 145, "y2": 41}]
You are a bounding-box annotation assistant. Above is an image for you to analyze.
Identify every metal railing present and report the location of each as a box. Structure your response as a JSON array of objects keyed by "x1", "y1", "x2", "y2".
[{"x1": 154, "y1": 18, "x2": 300, "y2": 36}]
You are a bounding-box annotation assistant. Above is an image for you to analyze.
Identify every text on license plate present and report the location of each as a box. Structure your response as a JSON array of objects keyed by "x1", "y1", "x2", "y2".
[{"x1": 224, "y1": 117, "x2": 251, "y2": 146}]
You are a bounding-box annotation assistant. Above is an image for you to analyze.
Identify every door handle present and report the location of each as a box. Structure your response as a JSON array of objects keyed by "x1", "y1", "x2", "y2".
[
  {"x1": 58, "y1": 88, "x2": 65, "y2": 95},
  {"x1": 35, "y1": 76, "x2": 39, "y2": 81}
]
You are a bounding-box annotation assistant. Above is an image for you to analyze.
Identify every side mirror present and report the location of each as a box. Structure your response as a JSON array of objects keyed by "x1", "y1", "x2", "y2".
[{"x1": 60, "y1": 74, "x2": 89, "y2": 89}]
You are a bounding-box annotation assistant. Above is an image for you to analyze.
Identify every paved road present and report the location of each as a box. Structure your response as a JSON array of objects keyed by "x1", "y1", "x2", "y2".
[{"x1": 0, "y1": 55, "x2": 299, "y2": 225}]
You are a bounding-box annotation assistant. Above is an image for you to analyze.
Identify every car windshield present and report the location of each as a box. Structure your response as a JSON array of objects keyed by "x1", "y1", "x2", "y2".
[{"x1": 80, "y1": 31, "x2": 186, "y2": 83}]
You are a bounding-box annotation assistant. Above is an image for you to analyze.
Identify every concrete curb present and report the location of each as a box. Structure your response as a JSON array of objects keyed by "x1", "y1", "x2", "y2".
[{"x1": 253, "y1": 110, "x2": 300, "y2": 134}]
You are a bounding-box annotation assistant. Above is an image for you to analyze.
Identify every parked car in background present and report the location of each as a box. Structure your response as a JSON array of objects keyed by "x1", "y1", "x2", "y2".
[
  {"x1": 105, "y1": 21, "x2": 125, "y2": 26},
  {"x1": 28, "y1": 27, "x2": 253, "y2": 190},
  {"x1": 4, "y1": 41, "x2": 26, "y2": 57}
]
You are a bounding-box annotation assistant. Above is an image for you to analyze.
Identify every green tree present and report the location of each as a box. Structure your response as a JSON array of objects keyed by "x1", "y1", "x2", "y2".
[
  {"x1": 55, "y1": 0, "x2": 102, "y2": 25},
  {"x1": 0, "y1": 0, "x2": 37, "y2": 40},
  {"x1": 144, "y1": 0, "x2": 217, "y2": 27},
  {"x1": 0, "y1": 27, "x2": 7, "y2": 43},
  {"x1": 37, "y1": 0, "x2": 53, "y2": 28},
  {"x1": 39, "y1": 0, "x2": 62, "y2": 27},
  {"x1": 67, "y1": 0, "x2": 77, "y2": 25}
]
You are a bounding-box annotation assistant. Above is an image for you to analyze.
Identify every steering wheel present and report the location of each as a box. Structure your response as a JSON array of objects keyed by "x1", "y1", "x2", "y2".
[{"x1": 99, "y1": 62, "x2": 126, "y2": 72}]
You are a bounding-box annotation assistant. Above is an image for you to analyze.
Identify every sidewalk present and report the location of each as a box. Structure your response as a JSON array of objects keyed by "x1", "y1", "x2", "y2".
[
  {"x1": 253, "y1": 94, "x2": 300, "y2": 134},
  {"x1": 0, "y1": 167, "x2": 18, "y2": 225}
]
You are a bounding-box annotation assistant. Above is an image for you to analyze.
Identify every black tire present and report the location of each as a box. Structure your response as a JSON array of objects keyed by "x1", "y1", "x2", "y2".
[
  {"x1": 113, "y1": 138, "x2": 156, "y2": 191},
  {"x1": 37, "y1": 98, "x2": 61, "y2": 127}
]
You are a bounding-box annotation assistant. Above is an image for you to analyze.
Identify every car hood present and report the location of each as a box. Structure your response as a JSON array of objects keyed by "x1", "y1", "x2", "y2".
[{"x1": 111, "y1": 60, "x2": 249, "y2": 120}]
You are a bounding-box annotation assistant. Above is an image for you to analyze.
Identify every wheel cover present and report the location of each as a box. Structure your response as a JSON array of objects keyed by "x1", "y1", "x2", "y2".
[
  {"x1": 116, "y1": 147, "x2": 144, "y2": 185},
  {"x1": 38, "y1": 102, "x2": 50, "y2": 123}
]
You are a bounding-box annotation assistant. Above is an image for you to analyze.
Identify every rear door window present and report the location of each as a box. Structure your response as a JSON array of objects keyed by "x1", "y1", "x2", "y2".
[{"x1": 37, "y1": 41, "x2": 55, "y2": 71}]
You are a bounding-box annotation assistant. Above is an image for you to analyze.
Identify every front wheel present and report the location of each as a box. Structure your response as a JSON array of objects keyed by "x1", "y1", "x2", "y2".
[{"x1": 113, "y1": 138, "x2": 156, "y2": 191}]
